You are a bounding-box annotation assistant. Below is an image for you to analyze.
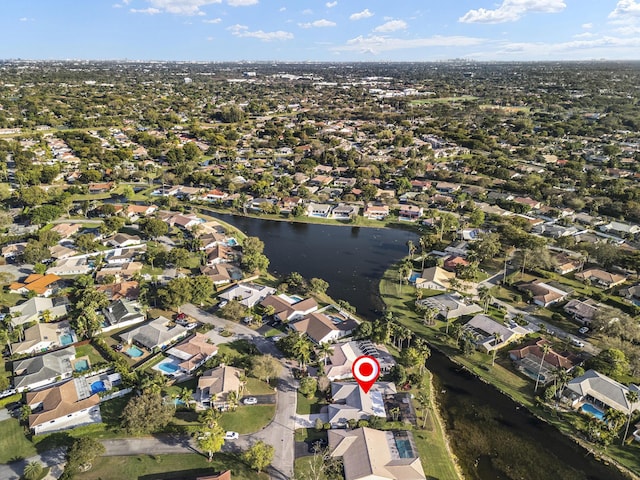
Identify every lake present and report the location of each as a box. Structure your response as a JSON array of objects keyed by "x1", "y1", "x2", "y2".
[{"x1": 212, "y1": 213, "x2": 627, "y2": 480}]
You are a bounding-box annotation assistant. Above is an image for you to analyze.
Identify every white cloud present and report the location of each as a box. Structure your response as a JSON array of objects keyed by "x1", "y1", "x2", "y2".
[
  {"x1": 203, "y1": 17, "x2": 222, "y2": 23},
  {"x1": 615, "y1": 24, "x2": 640, "y2": 35},
  {"x1": 582, "y1": 22, "x2": 593, "y2": 29},
  {"x1": 498, "y1": 35, "x2": 640, "y2": 56},
  {"x1": 130, "y1": 0, "x2": 258, "y2": 16},
  {"x1": 130, "y1": 7, "x2": 162, "y2": 14},
  {"x1": 333, "y1": 34, "x2": 484, "y2": 54},
  {"x1": 299, "y1": 19, "x2": 336, "y2": 28},
  {"x1": 228, "y1": 24, "x2": 293, "y2": 41},
  {"x1": 227, "y1": 0, "x2": 258, "y2": 6},
  {"x1": 279, "y1": 7, "x2": 286, "y2": 11},
  {"x1": 302, "y1": 9, "x2": 313, "y2": 15},
  {"x1": 373, "y1": 20, "x2": 407, "y2": 32},
  {"x1": 609, "y1": 0, "x2": 640, "y2": 19},
  {"x1": 573, "y1": 32, "x2": 595, "y2": 38},
  {"x1": 19, "y1": 17, "x2": 28, "y2": 21},
  {"x1": 113, "y1": 4, "x2": 123, "y2": 8},
  {"x1": 350, "y1": 9, "x2": 373, "y2": 21},
  {"x1": 326, "y1": 1, "x2": 337, "y2": 7},
  {"x1": 459, "y1": 0, "x2": 566, "y2": 24}
]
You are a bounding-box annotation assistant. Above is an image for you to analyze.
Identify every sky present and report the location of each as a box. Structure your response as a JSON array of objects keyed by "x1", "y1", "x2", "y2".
[{"x1": 1, "y1": 0, "x2": 640, "y2": 61}]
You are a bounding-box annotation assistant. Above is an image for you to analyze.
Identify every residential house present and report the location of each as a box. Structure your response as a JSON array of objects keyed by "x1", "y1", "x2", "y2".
[
  {"x1": 1, "y1": 242, "x2": 27, "y2": 259},
  {"x1": 164, "y1": 333, "x2": 218, "y2": 374},
  {"x1": 13, "y1": 346, "x2": 76, "y2": 392},
  {"x1": 306, "y1": 202, "x2": 333, "y2": 218},
  {"x1": 564, "y1": 369, "x2": 640, "y2": 414},
  {"x1": 199, "y1": 232, "x2": 227, "y2": 250},
  {"x1": 196, "y1": 365, "x2": 243, "y2": 409},
  {"x1": 363, "y1": 204, "x2": 390, "y2": 220},
  {"x1": 554, "y1": 254, "x2": 582, "y2": 275},
  {"x1": 95, "y1": 261, "x2": 143, "y2": 282},
  {"x1": 47, "y1": 257, "x2": 92, "y2": 276},
  {"x1": 398, "y1": 205, "x2": 423, "y2": 222},
  {"x1": 101, "y1": 299, "x2": 146, "y2": 333},
  {"x1": 218, "y1": 283, "x2": 276, "y2": 308},
  {"x1": 119, "y1": 316, "x2": 188, "y2": 351},
  {"x1": 575, "y1": 269, "x2": 627, "y2": 289},
  {"x1": 290, "y1": 311, "x2": 358, "y2": 344},
  {"x1": 96, "y1": 281, "x2": 140, "y2": 301},
  {"x1": 26, "y1": 379, "x2": 101, "y2": 435},
  {"x1": 509, "y1": 340, "x2": 577, "y2": 385},
  {"x1": 415, "y1": 266, "x2": 455, "y2": 291},
  {"x1": 327, "y1": 382, "x2": 396, "y2": 428},
  {"x1": 325, "y1": 340, "x2": 396, "y2": 381},
  {"x1": 49, "y1": 244, "x2": 78, "y2": 260},
  {"x1": 463, "y1": 314, "x2": 528, "y2": 352},
  {"x1": 443, "y1": 256, "x2": 469, "y2": 272},
  {"x1": 200, "y1": 264, "x2": 238, "y2": 286},
  {"x1": 103, "y1": 233, "x2": 142, "y2": 248},
  {"x1": 124, "y1": 204, "x2": 157, "y2": 220},
  {"x1": 279, "y1": 197, "x2": 302, "y2": 213},
  {"x1": 332, "y1": 204, "x2": 359, "y2": 220},
  {"x1": 435, "y1": 182, "x2": 460, "y2": 194},
  {"x1": 9, "y1": 274, "x2": 62, "y2": 297},
  {"x1": 105, "y1": 246, "x2": 145, "y2": 265},
  {"x1": 10, "y1": 320, "x2": 75, "y2": 355},
  {"x1": 514, "y1": 197, "x2": 543, "y2": 210},
  {"x1": 88, "y1": 182, "x2": 114, "y2": 194},
  {"x1": 564, "y1": 298, "x2": 600, "y2": 325},
  {"x1": 205, "y1": 245, "x2": 233, "y2": 266},
  {"x1": 416, "y1": 293, "x2": 483, "y2": 320},
  {"x1": 9, "y1": 297, "x2": 70, "y2": 327},
  {"x1": 51, "y1": 223, "x2": 82, "y2": 239},
  {"x1": 517, "y1": 281, "x2": 569, "y2": 307},
  {"x1": 260, "y1": 294, "x2": 318, "y2": 323},
  {"x1": 600, "y1": 221, "x2": 640, "y2": 236},
  {"x1": 202, "y1": 189, "x2": 228, "y2": 202},
  {"x1": 329, "y1": 427, "x2": 426, "y2": 480}
]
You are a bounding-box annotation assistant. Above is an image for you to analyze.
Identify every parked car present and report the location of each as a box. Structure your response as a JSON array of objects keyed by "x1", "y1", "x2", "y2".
[
  {"x1": 224, "y1": 431, "x2": 239, "y2": 440},
  {"x1": 571, "y1": 338, "x2": 585, "y2": 348},
  {"x1": 243, "y1": 397, "x2": 258, "y2": 405},
  {"x1": 578, "y1": 326, "x2": 589, "y2": 335},
  {"x1": 218, "y1": 300, "x2": 228, "y2": 309}
]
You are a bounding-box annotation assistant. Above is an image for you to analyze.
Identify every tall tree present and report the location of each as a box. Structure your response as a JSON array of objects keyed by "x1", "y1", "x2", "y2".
[
  {"x1": 243, "y1": 440, "x2": 275, "y2": 474},
  {"x1": 534, "y1": 343, "x2": 551, "y2": 392},
  {"x1": 623, "y1": 391, "x2": 639, "y2": 445}
]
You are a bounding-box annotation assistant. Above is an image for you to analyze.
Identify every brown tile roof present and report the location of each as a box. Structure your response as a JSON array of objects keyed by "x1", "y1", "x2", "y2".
[
  {"x1": 26, "y1": 380, "x2": 99, "y2": 428},
  {"x1": 509, "y1": 339, "x2": 576, "y2": 370},
  {"x1": 197, "y1": 365, "x2": 243, "y2": 400},
  {"x1": 96, "y1": 281, "x2": 140, "y2": 301},
  {"x1": 10, "y1": 274, "x2": 61, "y2": 295}
]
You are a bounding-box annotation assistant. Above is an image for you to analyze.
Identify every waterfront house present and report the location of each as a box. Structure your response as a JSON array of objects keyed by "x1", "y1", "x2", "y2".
[
  {"x1": 363, "y1": 204, "x2": 390, "y2": 220},
  {"x1": 325, "y1": 340, "x2": 396, "y2": 381},
  {"x1": 398, "y1": 205, "x2": 423, "y2": 222},
  {"x1": 416, "y1": 293, "x2": 482, "y2": 320},
  {"x1": 415, "y1": 266, "x2": 455, "y2": 291},
  {"x1": 509, "y1": 339, "x2": 577, "y2": 385},
  {"x1": 327, "y1": 382, "x2": 396, "y2": 428},
  {"x1": 306, "y1": 202, "x2": 333, "y2": 218},
  {"x1": 564, "y1": 369, "x2": 640, "y2": 414},
  {"x1": 332, "y1": 204, "x2": 359, "y2": 220},
  {"x1": 463, "y1": 315, "x2": 528, "y2": 352},
  {"x1": 290, "y1": 311, "x2": 358, "y2": 344},
  {"x1": 328, "y1": 427, "x2": 426, "y2": 480},
  {"x1": 259, "y1": 294, "x2": 318, "y2": 323},
  {"x1": 218, "y1": 283, "x2": 276, "y2": 308}
]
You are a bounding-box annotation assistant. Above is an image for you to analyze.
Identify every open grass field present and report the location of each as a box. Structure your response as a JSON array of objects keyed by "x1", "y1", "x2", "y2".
[
  {"x1": 0, "y1": 418, "x2": 37, "y2": 463},
  {"x1": 295, "y1": 391, "x2": 328, "y2": 416},
  {"x1": 218, "y1": 405, "x2": 275, "y2": 434},
  {"x1": 75, "y1": 452, "x2": 267, "y2": 480}
]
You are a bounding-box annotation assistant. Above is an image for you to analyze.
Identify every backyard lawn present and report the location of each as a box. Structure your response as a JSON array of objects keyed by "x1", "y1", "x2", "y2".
[
  {"x1": 75, "y1": 343, "x2": 110, "y2": 367},
  {"x1": 296, "y1": 392, "x2": 328, "y2": 415},
  {"x1": 75, "y1": 453, "x2": 267, "y2": 480},
  {"x1": 245, "y1": 378, "x2": 275, "y2": 396},
  {"x1": 218, "y1": 405, "x2": 275, "y2": 434}
]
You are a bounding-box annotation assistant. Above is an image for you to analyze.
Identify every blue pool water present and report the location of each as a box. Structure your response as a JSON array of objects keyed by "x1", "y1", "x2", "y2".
[
  {"x1": 226, "y1": 238, "x2": 238, "y2": 246},
  {"x1": 174, "y1": 399, "x2": 186, "y2": 406},
  {"x1": 395, "y1": 438, "x2": 414, "y2": 458},
  {"x1": 581, "y1": 403, "x2": 605, "y2": 420},
  {"x1": 59, "y1": 334, "x2": 74, "y2": 346},
  {"x1": 90, "y1": 381, "x2": 106, "y2": 394},
  {"x1": 290, "y1": 295, "x2": 303, "y2": 302},
  {"x1": 409, "y1": 272, "x2": 420, "y2": 283},
  {"x1": 74, "y1": 359, "x2": 89, "y2": 372},
  {"x1": 126, "y1": 346, "x2": 144, "y2": 358},
  {"x1": 158, "y1": 362, "x2": 179, "y2": 373}
]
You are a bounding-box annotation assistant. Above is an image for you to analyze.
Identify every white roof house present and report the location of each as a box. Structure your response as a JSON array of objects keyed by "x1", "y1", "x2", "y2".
[
  {"x1": 327, "y1": 382, "x2": 396, "y2": 427},
  {"x1": 218, "y1": 283, "x2": 276, "y2": 308},
  {"x1": 565, "y1": 369, "x2": 640, "y2": 413}
]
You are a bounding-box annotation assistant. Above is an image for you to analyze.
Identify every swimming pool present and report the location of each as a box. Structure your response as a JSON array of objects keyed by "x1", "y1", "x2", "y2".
[
  {"x1": 409, "y1": 272, "x2": 420, "y2": 283},
  {"x1": 158, "y1": 361, "x2": 180, "y2": 374},
  {"x1": 59, "y1": 334, "x2": 74, "y2": 346},
  {"x1": 581, "y1": 403, "x2": 605, "y2": 420},
  {"x1": 126, "y1": 346, "x2": 144, "y2": 358},
  {"x1": 395, "y1": 438, "x2": 414, "y2": 458},
  {"x1": 226, "y1": 238, "x2": 238, "y2": 246},
  {"x1": 90, "y1": 381, "x2": 106, "y2": 395},
  {"x1": 74, "y1": 359, "x2": 89, "y2": 372}
]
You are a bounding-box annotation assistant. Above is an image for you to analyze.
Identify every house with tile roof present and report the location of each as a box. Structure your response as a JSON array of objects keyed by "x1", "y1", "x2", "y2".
[
  {"x1": 218, "y1": 283, "x2": 276, "y2": 308},
  {"x1": 9, "y1": 297, "x2": 70, "y2": 327},
  {"x1": 415, "y1": 266, "x2": 455, "y2": 291},
  {"x1": 509, "y1": 339, "x2": 577, "y2": 385},
  {"x1": 165, "y1": 333, "x2": 218, "y2": 374},
  {"x1": 9, "y1": 274, "x2": 62, "y2": 297},
  {"x1": 463, "y1": 315, "x2": 529, "y2": 352},
  {"x1": 10, "y1": 320, "x2": 75, "y2": 356},
  {"x1": 96, "y1": 281, "x2": 140, "y2": 301},
  {"x1": 328, "y1": 382, "x2": 396, "y2": 428},
  {"x1": 196, "y1": 365, "x2": 243, "y2": 409},
  {"x1": 260, "y1": 294, "x2": 318, "y2": 323},
  {"x1": 290, "y1": 311, "x2": 358, "y2": 344},
  {"x1": 119, "y1": 316, "x2": 188, "y2": 351},
  {"x1": 325, "y1": 340, "x2": 396, "y2": 381},
  {"x1": 575, "y1": 268, "x2": 627, "y2": 289},
  {"x1": 517, "y1": 280, "x2": 569, "y2": 307},
  {"x1": 564, "y1": 369, "x2": 640, "y2": 414},
  {"x1": 102, "y1": 299, "x2": 146, "y2": 333},
  {"x1": 13, "y1": 347, "x2": 76, "y2": 392},
  {"x1": 329, "y1": 427, "x2": 426, "y2": 480},
  {"x1": 26, "y1": 378, "x2": 101, "y2": 435}
]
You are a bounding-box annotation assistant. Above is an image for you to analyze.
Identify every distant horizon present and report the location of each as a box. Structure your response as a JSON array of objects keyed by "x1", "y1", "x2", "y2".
[{"x1": 1, "y1": 1, "x2": 640, "y2": 62}]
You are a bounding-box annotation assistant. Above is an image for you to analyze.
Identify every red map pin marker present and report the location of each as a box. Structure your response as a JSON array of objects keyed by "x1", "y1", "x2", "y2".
[{"x1": 352, "y1": 355, "x2": 381, "y2": 394}]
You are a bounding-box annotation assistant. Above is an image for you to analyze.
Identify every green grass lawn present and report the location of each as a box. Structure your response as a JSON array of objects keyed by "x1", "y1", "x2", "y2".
[
  {"x1": 0, "y1": 291, "x2": 23, "y2": 309},
  {"x1": 294, "y1": 427, "x2": 327, "y2": 443},
  {"x1": 296, "y1": 392, "x2": 328, "y2": 415},
  {"x1": 294, "y1": 456, "x2": 328, "y2": 480},
  {"x1": 0, "y1": 418, "x2": 37, "y2": 463},
  {"x1": 218, "y1": 405, "x2": 275, "y2": 434},
  {"x1": 262, "y1": 327, "x2": 284, "y2": 338},
  {"x1": 75, "y1": 343, "x2": 109, "y2": 367},
  {"x1": 245, "y1": 378, "x2": 275, "y2": 396},
  {"x1": 75, "y1": 452, "x2": 267, "y2": 480}
]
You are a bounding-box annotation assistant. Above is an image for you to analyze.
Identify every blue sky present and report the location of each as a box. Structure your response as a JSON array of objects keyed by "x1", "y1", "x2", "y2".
[{"x1": 1, "y1": 0, "x2": 640, "y2": 61}]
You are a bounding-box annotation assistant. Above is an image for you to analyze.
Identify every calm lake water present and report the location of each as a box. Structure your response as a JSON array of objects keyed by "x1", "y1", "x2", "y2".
[{"x1": 213, "y1": 213, "x2": 627, "y2": 480}]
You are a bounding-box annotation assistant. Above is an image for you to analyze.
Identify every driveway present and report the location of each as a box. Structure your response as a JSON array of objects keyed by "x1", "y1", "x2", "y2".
[{"x1": 294, "y1": 413, "x2": 328, "y2": 429}]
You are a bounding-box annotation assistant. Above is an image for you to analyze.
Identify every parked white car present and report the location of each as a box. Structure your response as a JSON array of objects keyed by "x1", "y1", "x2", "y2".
[
  {"x1": 224, "y1": 431, "x2": 239, "y2": 440},
  {"x1": 243, "y1": 397, "x2": 258, "y2": 405}
]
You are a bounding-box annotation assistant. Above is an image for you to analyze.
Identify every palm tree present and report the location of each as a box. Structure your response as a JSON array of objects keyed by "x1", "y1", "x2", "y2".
[
  {"x1": 622, "y1": 390, "x2": 639, "y2": 445},
  {"x1": 534, "y1": 343, "x2": 551, "y2": 392},
  {"x1": 179, "y1": 387, "x2": 192, "y2": 409},
  {"x1": 478, "y1": 286, "x2": 492, "y2": 313},
  {"x1": 553, "y1": 367, "x2": 570, "y2": 401},
  {"x1": 421, "y1": 306, "x2": 439, "y2": 327},
  {"x1": 491, "y1": 333, "x2": 503, "y2": 366},
  {"x1": 23, "y1": 461, "x2": 43, "y2": 480},
  {"x1": 200, "y1": 407, "x2": 221, "y2": 429},
  {"x1": 604, "y1": 408, "x2": 625, "y2": 433},
  {"x1": 239, "y1": 372, "x2": 248, "y2": 397},
  {"x1": 407, "y1": 240, "x2": 416, "y2": 260},
  {"x1": 317, "y1": 342, "x2": 334, "y2": 367},
  {"x1": 416, "y1": 393, "x2": 429, "y2": 429}
]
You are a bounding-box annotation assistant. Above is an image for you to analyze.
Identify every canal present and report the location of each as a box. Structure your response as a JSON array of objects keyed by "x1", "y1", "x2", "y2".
[{"x1": 213, "y1": 213, "x2": 628, "y2": 480}]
